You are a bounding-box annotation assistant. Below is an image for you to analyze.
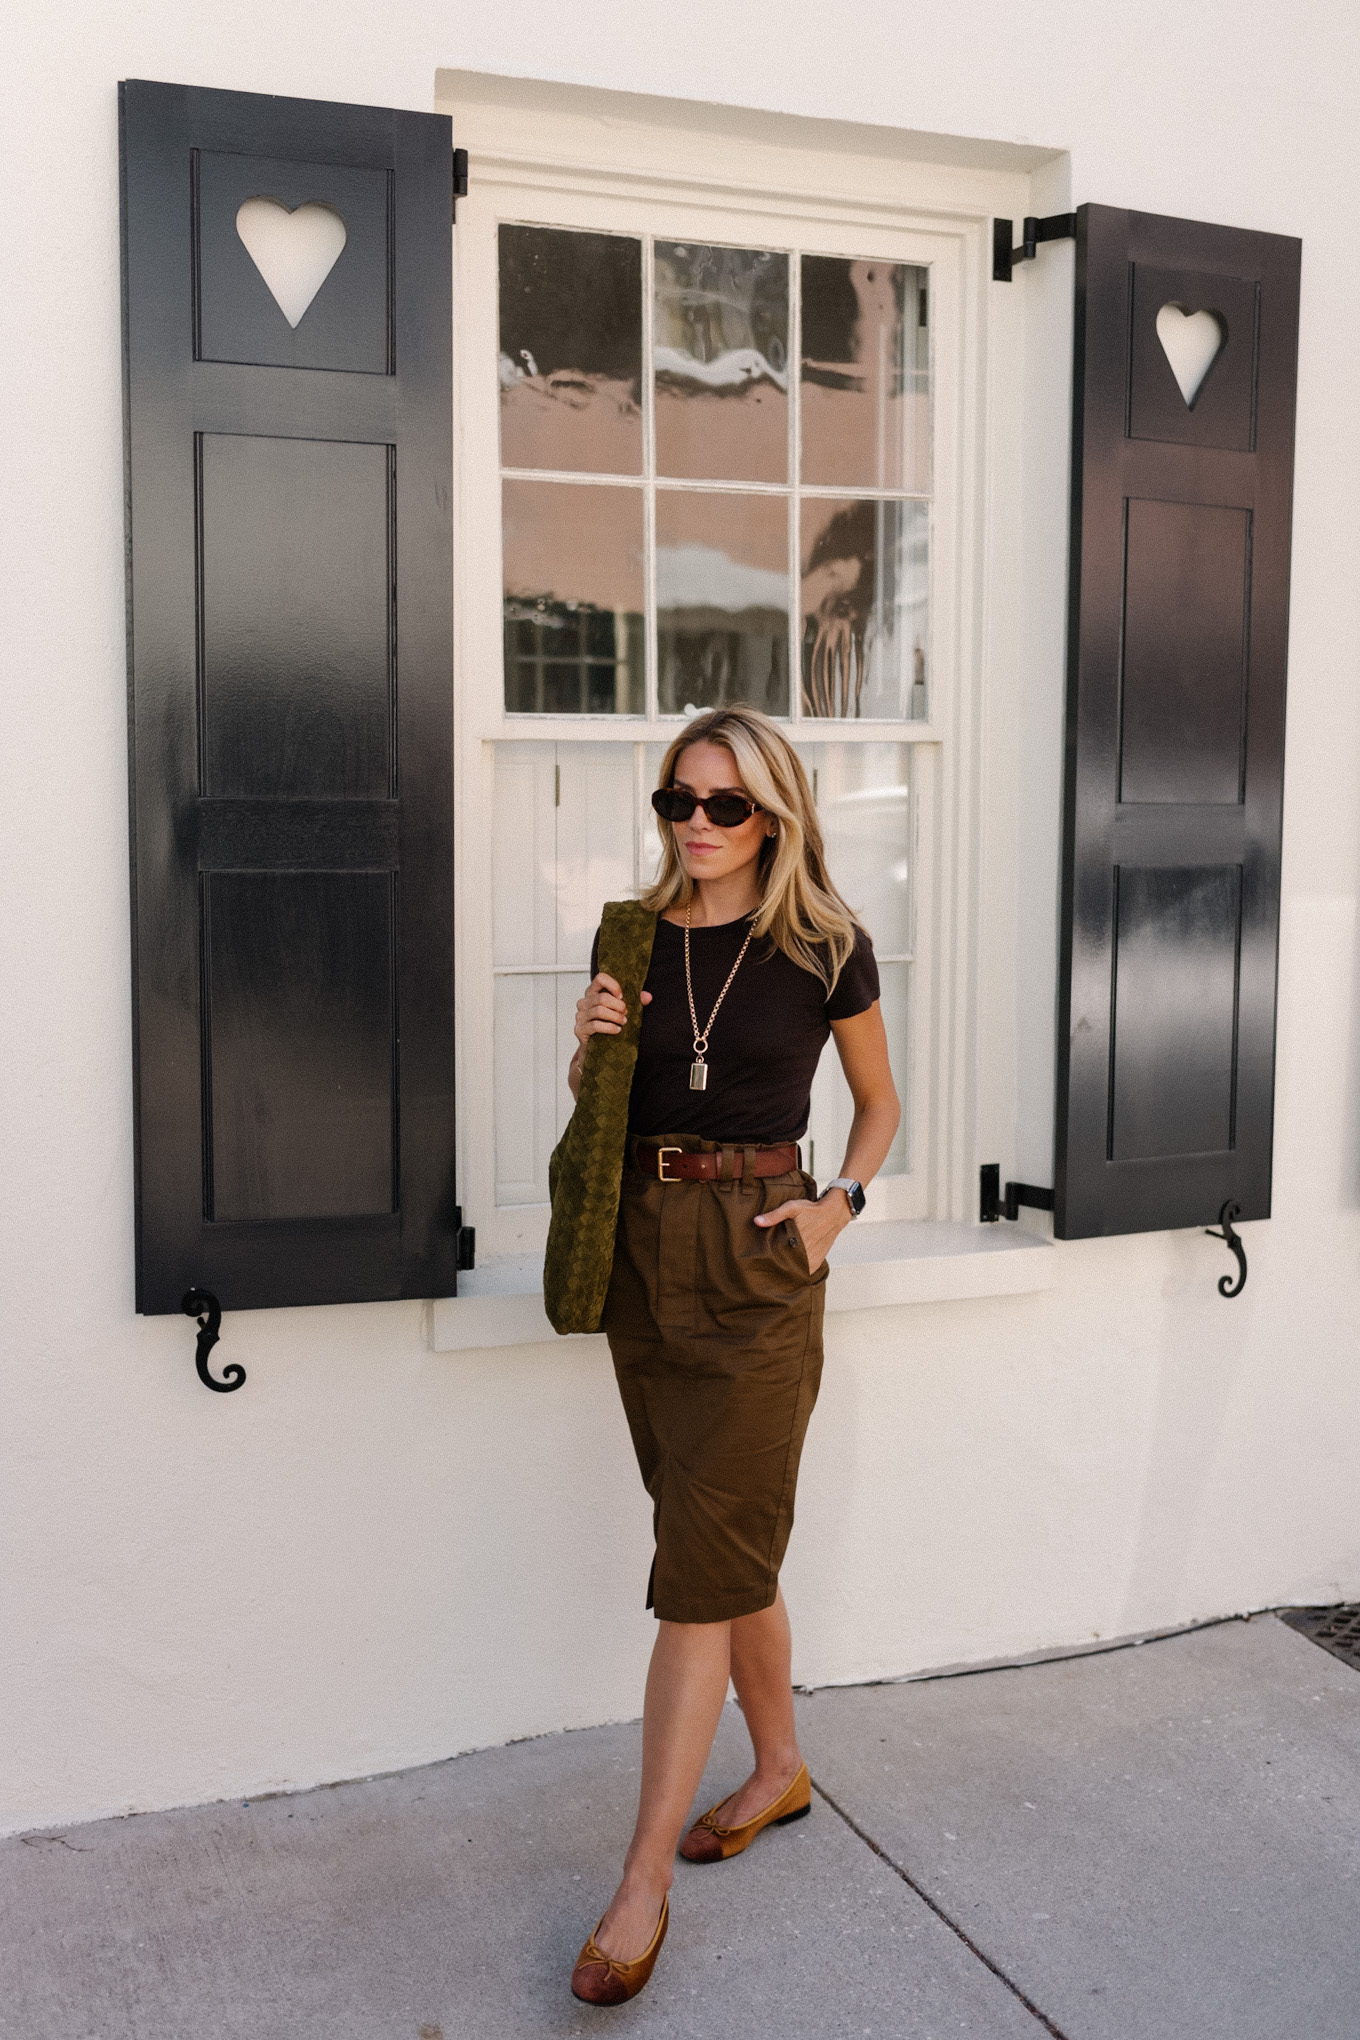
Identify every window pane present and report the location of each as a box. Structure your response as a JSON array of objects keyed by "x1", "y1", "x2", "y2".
[
  {"x1": 491, "y1": 742, "x2": 559, "y2": 966},
  {"x1": 493, "y1": 743, "x2": 637, "y2": 968},
  {"x1": 493, "y1": 973, "x2": 588, "y2": 1205},
  {"x1": 499, "y1": 226, "x2": 642, "y2": 476},
  {"x1": 800, "y1": 742, "x2": 912, "y2": 957},
  {"x1": 503, "y1": 480, "x2": 645, "y2": 714},
  {"x1": 492, "y1": 743, "x2": 639, "y2": 1203},
  {"x1": 657, "y1": 489, "x2": 789, "y2": 717},
  {"x1": 639, "y1": 742, "x2": 669, "y2": 892},
  {"x1": 801, "y1": 743, "x2": 911, "y2": 1181},
  {"x1": 555, "y1": 745, "x2": 639, "y2": 964},
  {"x1": 493, "y1": 971, "x2": 555, "y2": 1204},
  {"x1": 801, "y1": 257, "x2": 930, "y2": 493},
  {"x1": 876, "y1": 962, "x2": 910, "y2": 1174},
  {"x1": 800, "y1": 498, "x2": 928, "y2": 720},
  {"x1": 654, "y1": 243, "x2": 789, "y2": 483}
]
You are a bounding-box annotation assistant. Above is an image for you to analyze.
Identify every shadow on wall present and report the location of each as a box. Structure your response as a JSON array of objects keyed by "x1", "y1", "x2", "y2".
[{"x1": 1115, "y1": 1247, "x2": 1252, "y2": 1633}]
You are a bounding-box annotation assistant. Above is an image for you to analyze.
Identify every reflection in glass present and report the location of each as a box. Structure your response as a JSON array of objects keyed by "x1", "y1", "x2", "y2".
[
  {"x1": 800, "y1": 498, "x2": 927, "y2": 719},
  {"x1": 502, "y1": 480, "x2": 645, "y2": 713},
  {"x1": 499, "y1": 226, "x2": 642, "y2": 475},
  {"x1": 656, "y1": 490, "x2": 789, "y2": 717},
  {"x1": 654, "y1": 244, "x2": 789, "y2": 483},
  {"x1": 801, "y1": 743, "x2": 911, "y2": 1177},
  {"x1": 801, "y1": 257, "x2": 929, "y2": 493},
  {"x1": 802, "y1": 742, "x2": 912, "y2": 956}
]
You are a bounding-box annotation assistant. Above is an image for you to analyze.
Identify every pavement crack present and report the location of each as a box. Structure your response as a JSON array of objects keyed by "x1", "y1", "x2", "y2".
[{"x1": 809, "y1": 1777, "x2": 1072, "y2": 2040}]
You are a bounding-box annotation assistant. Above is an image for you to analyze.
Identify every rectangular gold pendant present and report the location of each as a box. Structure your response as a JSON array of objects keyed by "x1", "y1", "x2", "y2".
[{"x1": 689, "y1": 1060, "x2": 708, "y2": 1091}]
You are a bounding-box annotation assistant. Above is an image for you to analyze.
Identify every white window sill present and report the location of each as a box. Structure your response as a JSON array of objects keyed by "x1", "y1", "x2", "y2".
[{"x1": 429, "y1": 1220, "x2": 1053, "y2": 1353}]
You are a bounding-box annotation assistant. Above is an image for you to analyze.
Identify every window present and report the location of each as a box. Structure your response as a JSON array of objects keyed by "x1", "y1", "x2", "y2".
[{"x1": 449, "y1": 86, "x2": 980, "y2": 1262}]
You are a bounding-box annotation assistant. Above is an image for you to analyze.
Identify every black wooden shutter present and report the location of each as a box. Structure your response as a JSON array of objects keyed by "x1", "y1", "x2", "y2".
[
  {"x1": 1055, "y1": 204, "x2": 1300, "y2": 1239},
  {"x1": 120, "y1": 80, "x2": 457, "y2": 1312}
]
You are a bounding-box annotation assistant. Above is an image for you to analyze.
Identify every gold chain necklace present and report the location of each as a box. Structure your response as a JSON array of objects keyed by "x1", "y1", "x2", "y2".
[{"x1": 683, "y1": 903, "x2": 755, "y2": 1092}]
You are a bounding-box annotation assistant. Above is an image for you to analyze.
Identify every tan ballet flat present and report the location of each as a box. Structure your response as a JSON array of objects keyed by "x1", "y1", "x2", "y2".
[
  {"x1": 679, "y1": 1761, "x2": 812, "y2": 1863},
  {"x1": 570, "y1": 1893, "x2": 669, "y2": 2006}
]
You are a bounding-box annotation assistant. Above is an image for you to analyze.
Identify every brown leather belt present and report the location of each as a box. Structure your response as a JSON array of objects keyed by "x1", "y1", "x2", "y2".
[{"x1": 629, "y1": 1139, "x2": 800, "y2": 1184}]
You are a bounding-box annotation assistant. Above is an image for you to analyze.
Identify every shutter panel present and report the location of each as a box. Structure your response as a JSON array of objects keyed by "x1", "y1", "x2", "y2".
[
  {"x1": 1055, "y1": 205, "x2": 1300, "y2": 1240},
  {"x1": 120, "y1": 80, "x2": 457, "y2": 1312}
]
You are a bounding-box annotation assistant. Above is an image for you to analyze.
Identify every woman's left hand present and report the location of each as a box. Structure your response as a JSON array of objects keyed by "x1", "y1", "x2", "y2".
[{"x1": 754, "y1": 1190, "x2": 852, "y2": 1274}]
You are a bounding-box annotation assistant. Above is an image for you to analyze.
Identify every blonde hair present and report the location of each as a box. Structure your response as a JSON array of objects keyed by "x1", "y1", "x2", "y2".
[{"x1": 640, "y1": 705, "x2": 862, "y2": 989}]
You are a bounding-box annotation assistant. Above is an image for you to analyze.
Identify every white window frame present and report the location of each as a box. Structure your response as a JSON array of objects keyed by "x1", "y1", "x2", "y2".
[{"x1": 440, "y1": 73, "x2": 1047, "y2": 1269}]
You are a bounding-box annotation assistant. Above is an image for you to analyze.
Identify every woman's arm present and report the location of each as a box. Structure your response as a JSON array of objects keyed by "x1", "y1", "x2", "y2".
[
  {"x1": 823, "y1": 1001, "x2": 902, "y2": 1195},
  {"x1": 567, "y1": 972, "x2": 653, "y2": 1101},
  {"x1": 754, "y1": 1001, "x2": 900, "y2": 1270}
]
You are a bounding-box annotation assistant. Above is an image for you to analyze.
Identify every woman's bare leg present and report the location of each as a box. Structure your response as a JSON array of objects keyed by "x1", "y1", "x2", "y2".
[
  {"x1": 711, "y1": 1586, "x2": 804, "y2": 1826},
  {"x1": 592, "y1": 1617, "x2": 731, "y2": 1960}
]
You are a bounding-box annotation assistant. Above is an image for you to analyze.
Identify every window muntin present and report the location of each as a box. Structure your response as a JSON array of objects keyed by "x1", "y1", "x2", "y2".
[{"x1": 497, "y1": 226, "x2": 932, "y2": 726}]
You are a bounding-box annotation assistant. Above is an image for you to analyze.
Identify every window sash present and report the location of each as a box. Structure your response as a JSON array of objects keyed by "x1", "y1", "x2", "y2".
[{"x1": 497, "y1": 227, "x2": 934, "y2": 731}]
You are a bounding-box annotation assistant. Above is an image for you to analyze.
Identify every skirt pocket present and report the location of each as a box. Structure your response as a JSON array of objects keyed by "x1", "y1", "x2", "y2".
[{"x1": 739, "y1": 1175, "x2": 824, "y2": 1290}]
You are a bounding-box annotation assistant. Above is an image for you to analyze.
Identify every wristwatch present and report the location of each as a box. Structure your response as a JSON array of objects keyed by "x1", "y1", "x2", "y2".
[{"x1": 824, "y1": 1177, "x2": 866, "y2": 1218}]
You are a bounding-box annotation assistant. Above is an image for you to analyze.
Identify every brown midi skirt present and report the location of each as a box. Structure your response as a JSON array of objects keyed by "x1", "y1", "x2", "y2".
[{"x1": 601, "y1": 1138, "x2": 827, "y2": 1625}]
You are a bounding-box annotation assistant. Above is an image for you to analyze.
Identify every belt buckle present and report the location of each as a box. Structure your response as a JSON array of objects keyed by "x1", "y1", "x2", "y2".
[{"x1": 656, "y1": 1145, "x2": 683, "y2": 1183}]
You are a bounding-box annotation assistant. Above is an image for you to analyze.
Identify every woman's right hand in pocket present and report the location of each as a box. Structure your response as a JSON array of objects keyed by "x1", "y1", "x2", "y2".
[{"x1": 573, "y1": 972, "x2": 651, "y2": 1055}]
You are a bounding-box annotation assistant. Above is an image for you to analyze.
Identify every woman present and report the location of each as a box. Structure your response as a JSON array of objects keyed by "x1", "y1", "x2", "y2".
[{"x1": 567, "y1": 705, "x2": 900, "y2": 2006}]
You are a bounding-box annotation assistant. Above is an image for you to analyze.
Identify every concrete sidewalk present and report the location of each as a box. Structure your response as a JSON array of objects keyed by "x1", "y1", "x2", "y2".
[{"x1": 3, "y1": 1614, "x2": 1358, "y2": 2039}]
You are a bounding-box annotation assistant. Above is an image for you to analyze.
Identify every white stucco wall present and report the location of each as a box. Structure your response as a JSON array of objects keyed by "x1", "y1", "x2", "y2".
[{"x1": 3, "y1": 0, "x2": 1359, "y2": 1836}]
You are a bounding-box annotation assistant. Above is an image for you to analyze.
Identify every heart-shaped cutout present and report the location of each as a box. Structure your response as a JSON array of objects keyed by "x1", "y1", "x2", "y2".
[
  {"x1": 236, "y1": 197, "x2": 348, "y2": 329},
  {"x1": 1155, "y1": 301, "x2": 1227, "y2": 409}
]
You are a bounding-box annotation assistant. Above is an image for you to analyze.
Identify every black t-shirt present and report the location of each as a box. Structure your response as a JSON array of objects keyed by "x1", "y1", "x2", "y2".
[{"x1": 590, "y1": 913, "x2": 880, "y2": 1143}]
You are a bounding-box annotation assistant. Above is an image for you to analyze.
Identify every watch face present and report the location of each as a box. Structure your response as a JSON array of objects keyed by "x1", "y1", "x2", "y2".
[{"x1": 847, "y1": 1179, "x2": 866, "y2": 1216}]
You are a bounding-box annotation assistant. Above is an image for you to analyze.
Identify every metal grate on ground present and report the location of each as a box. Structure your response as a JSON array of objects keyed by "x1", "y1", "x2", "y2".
[{"x1": 1279, "y1": 1604, "x2": 1360, "y2": 1671}]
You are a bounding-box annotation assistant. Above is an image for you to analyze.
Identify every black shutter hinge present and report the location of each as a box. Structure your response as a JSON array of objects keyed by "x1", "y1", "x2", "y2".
[
  {"x1": 452, "y1": 147, "x2": 469, "y2": 222},
  {"x1": 980, "y1": 1163, "x2": 1055, "y2": 1224},
  {"x1": 992, "y1": 213, "x2": 1076, "y2": 283},
  {"x1": 452, "y1": 1205, "x2": 476, "y2": 1271}
]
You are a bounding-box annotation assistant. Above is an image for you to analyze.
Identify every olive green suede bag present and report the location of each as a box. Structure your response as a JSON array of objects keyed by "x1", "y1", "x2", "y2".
[{"x1": 543, "y1": 899, "x2": 658, "y2": 1335}]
